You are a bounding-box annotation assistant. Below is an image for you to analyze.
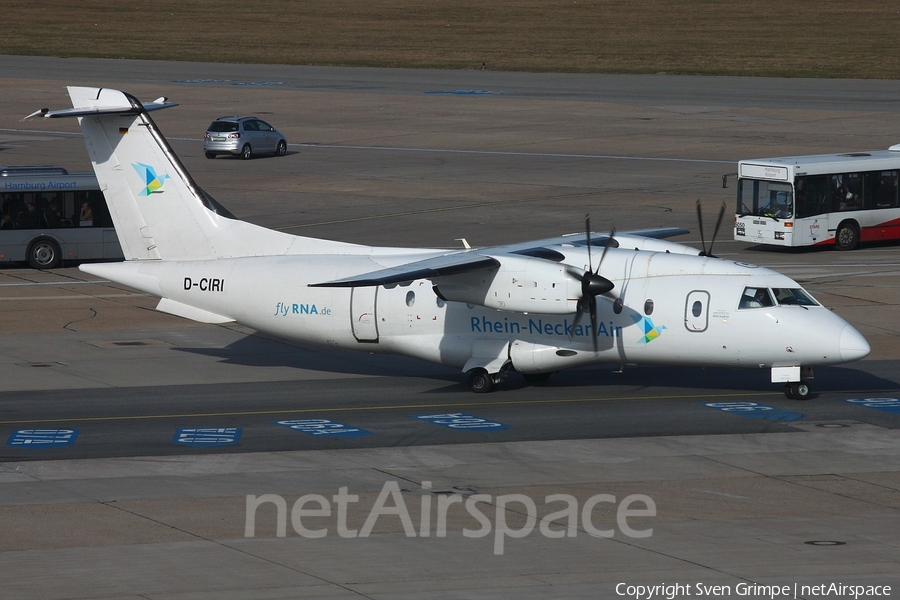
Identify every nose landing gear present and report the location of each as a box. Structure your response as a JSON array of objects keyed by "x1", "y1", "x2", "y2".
[{"x1": 784, "y1": 380, "x2": 812, "y2": 400}]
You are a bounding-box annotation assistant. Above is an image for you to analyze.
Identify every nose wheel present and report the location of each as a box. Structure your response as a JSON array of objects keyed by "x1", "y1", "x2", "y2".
[{"x1": 784, "y1": 381, "x2": 812, "y2": 400}]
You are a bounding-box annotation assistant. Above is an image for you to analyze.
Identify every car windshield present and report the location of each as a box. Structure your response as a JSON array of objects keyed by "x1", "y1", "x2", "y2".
[
  {"x1": 772, "y1": 288, "x2": 819, "y2": 306},
  {"x1": 208, "y1": 121, "x2": 239, "y2": 133}
]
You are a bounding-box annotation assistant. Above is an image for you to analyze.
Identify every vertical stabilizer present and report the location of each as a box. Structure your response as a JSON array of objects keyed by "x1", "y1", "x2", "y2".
[{"x1": 37, "y1": 87, "x2": 355, "y2": 261}]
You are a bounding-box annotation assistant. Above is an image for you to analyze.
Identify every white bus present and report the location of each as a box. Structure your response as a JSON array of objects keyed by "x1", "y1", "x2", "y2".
[
  {"x1": 0, "y1": 166, "x2": 123, "y2": 268},
  {"x1": 733, "y1": 146, "x2": 900, "y2": 250}
]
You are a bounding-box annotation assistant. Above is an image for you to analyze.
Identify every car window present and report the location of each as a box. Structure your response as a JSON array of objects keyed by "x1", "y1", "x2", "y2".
[
  {"x1": 208, "y1": 121, "x2": 238, "y2": 133},
  {"x1": 257, "y1": 120, "x2": 273, "y2": 132},
  {"x1": 242, "y1": 120, "x2": 258, "y2": 132}
]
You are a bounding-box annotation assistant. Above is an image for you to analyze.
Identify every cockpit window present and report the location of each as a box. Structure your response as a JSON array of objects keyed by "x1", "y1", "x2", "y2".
[
  {"x1": 772, "y1": 288, "x2": 819, "y2": 306},
  {"x1": 739, "y1": 287, "x2": 774, "y2": 309}
]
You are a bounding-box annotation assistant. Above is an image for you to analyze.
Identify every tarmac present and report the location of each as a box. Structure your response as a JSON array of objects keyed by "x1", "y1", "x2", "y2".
[{"x1": 0, "y1": 57, "x2": 898, "y2": 599}]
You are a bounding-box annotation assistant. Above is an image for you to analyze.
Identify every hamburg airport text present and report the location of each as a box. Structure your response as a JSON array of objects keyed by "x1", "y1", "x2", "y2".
[
  {"x1": 472, "y1": 315, "x2": 622, "y2": 338},
  {"x1": 3, "y1": 181, "x2": 78, "y2": 191},
  {"x1": 615, "y1": 582, "x2": 891, "y2": 599}
]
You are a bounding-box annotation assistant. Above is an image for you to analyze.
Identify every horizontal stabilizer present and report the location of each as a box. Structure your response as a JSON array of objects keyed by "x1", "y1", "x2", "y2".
[
  {"x1": 24, "y1": 87, "x2": 177, "y2": 120},
  {"x1": 156, "y1": 298, "x2": 234, "y2": 324}
]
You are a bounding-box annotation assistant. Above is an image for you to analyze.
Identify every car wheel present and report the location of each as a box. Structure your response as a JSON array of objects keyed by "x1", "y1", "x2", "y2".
[
  {"x1": 28, "y1": 238, "x2": 61, "y2": 269},
  {"x1": 276, "y1": 140, "x2": 287, "y2": 157},
  {"x1": 205, "y1": 152, "x2": 215, "y2": 159},
  {"x1": 241, "y1": 144, "x2": 252, "y2": 160},
  {"x1": 835, "y1": 221, "x2": 859, "y2": 250}
]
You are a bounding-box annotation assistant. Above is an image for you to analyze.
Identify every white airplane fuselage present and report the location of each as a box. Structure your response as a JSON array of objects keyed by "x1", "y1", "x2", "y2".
[{"x1": 88, "y1": 246, "x2": 867, "y2": 376}]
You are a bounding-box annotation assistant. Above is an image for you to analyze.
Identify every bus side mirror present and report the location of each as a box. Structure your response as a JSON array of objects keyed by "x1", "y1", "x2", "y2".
[{"x1": 722, "y1": 172, "x2": 737, "y2": 188}]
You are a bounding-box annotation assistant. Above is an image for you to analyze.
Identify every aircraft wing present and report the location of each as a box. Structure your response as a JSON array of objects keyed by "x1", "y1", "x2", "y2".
[
  {"x1": 309, "y1": 252, "x2": 500, "y2": 287},
  {"x1": 309, "y1": 226, "x2": 689, "y2": 287}
]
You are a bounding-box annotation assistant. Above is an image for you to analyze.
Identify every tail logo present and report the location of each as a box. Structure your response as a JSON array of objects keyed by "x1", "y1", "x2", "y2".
[{"x1": 132, "y1": 162, "x2": 170, "y2": 196}]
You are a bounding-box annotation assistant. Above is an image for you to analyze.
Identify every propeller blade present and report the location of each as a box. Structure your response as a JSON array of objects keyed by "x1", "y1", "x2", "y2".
[
  {"x1": 696, "y1": 200, "x2": 707, "y2": 255},
  {"x1": 569, "y1": 298, "x2": 587, "y2": 341},
  {"x1": 584, "y1": 214, "x2": 593, "y2": 273},
  {"x1": 596, "y1": 227, "x2": 616, "y2": 275},
  {"x1": 588, "y1": 295, "x2": 598, "y2": 352},
  {"x1": 706, "y1": 202, "x2": 726, "y2": 259}
]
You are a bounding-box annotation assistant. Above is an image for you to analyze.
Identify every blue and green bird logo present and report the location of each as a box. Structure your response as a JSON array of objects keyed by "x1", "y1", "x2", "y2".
[
  {"x1": 632, "y1": 314, "x2": 667, "y2": 344},
  {"x1": 132, "y1": 163, "x2": 170, "y2": 196}
]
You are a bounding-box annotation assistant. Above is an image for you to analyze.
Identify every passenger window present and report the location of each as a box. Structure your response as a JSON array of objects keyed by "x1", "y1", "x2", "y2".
[
  {"x1": 644, "y1": 299, "x2": 654, "y2": 315},
  {"x1": 739, "y1": 287, "x2": 774, "y2": 309},
  {"x1": 691, "y1": 301, "x2": 702, "y2": 317},
  {"x1": 405, "y1": 291, "x2": 416, "y2": 307}
]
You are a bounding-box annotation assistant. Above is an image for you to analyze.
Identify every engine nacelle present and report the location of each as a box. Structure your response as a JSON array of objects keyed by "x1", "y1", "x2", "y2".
[
  {"x1": 613, "y1": 235, "x2": 700, "y2": 255},
  {"x1": 509, "y1": 340, "x2": 599, "y2": 373},
  {"x1": 433, "y1": 255, "x2": 579, "y2": 314}
]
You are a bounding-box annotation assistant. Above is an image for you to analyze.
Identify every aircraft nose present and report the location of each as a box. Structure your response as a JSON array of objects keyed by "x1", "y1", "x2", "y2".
[{"x1": 840, "y1": 325, "x2": 870, "y2": 362}]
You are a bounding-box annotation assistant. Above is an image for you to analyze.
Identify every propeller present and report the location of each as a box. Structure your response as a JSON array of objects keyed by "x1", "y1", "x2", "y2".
[
  {"x1": 696, "y1": 200, "x2": 726, "y2": 258},
  {"x1": 566, "y1": 216, "x2": 616, "y2": 350}
]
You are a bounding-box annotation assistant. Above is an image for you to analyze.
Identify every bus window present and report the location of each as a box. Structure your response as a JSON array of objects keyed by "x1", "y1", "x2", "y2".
[{"x1": 872, "y1": 171, "x2": 898, "y2": 208}]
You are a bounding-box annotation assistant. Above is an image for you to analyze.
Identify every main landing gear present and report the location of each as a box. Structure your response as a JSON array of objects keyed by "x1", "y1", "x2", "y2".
[
  {"x1": 466, "y1": 368, "x2": 495, "y2": 393},
  {"x1": 784, "y1": 380, "x2": 812, "y2": 400}
]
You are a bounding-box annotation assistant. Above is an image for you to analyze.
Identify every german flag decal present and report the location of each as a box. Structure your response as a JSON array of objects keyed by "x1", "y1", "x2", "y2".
[{"x1": 119, "y1": 127, "x2": 129, "y2": 135}]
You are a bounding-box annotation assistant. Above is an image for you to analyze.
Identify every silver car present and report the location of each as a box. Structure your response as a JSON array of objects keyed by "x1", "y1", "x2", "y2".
[{"x1": 203, "y1": 116, "x2": 287, "y2": 159}]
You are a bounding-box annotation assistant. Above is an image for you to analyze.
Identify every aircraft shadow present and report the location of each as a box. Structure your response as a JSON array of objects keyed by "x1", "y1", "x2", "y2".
[{"x1": 172, "y1": 333, "x2": 897, "y2": 396}]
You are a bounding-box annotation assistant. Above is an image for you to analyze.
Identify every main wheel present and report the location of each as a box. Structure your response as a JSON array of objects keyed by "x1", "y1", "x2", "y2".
[
  {"x1": 467, "y1": 368, "x2": 493, "y2": 393},
  {"x1": 27, "y1": 238, "x2": 61, "y2": 269},
  {"x1": 240, "y1": 144, "x2": 252, "y2": 160},
  {"x1": 275, "y1": 140, "x2": 287, "y2": 157},
  {"x1": 835, "y1": 221, "x2": 859, "y2": 250}
]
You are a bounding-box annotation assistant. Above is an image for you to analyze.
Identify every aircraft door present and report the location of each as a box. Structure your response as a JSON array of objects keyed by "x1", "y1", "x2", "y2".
[
  {"x1": 684, "y1": 290, "x2": 710, "y2": 332},
  {"x1": 350, "y1": 286, "x2": 379, "y2": 342}
]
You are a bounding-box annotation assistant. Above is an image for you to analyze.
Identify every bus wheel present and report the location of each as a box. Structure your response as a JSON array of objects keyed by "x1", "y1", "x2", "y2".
[
  {"x1": 28, "y1": 238, "x2": 61, "y2": 269},
  {"x1": 241, "y1": 144, "x2": 252, "y2": 160},
  {"x1": 835, "y1": 221, "x2": 859, "y2": 250}
]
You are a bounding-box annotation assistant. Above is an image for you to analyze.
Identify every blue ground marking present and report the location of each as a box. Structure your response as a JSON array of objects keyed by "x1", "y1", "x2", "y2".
[
  {"x1": 424, "y1": 90, "x2": 509, "y2": 95},
  {"x1": 231, "y1": 81, "x2": 285, "y2": 86},
  {"x1": 413, "y1": 412, "x2": 510, "y2": 430},
  {"x1": 843, "y1": 397, "x2": 900, "y2": 415},
  {"x1": 6, "y1": 429, "x2": 79, "y2": 448},
  {"x1": 275, "y1": 419, "x2": 372, "y2": 438},
  {"x1": 173, "y1": 427, "x2": 241, "y2": 447},
  {"x1": 172, "y1": 79, "x2": 231, "y2": 83},
  {"x1": 703, "y1": 402, "x2": 804, "y2": 421}
]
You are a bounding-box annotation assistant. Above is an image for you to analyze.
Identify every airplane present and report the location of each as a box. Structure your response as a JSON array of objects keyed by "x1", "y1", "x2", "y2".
[{"x1": 28, "y1": 86, "x2": 870, "y2": 399}]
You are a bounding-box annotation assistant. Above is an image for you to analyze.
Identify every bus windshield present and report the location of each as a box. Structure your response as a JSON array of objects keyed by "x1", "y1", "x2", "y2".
[{"x1": 737, "y1": 179, "x2": 793, "y2": 219}]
